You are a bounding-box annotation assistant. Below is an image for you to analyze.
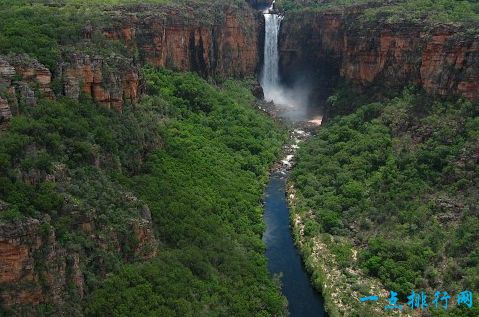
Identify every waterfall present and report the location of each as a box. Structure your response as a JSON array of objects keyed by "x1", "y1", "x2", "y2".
[
  {"x1": 259, "y1": 3, "x2": 320, "y2": 124},
  {"x1": 261, "y1": 6, "x2": 282, "y2": 102}
]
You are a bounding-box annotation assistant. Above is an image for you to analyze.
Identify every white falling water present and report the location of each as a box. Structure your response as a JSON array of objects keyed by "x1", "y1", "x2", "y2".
[
  {"x1": 261, "y1": 8, "x2": 283, "y2": 102},
  {"x1": 260, "y1": 3, "x2": 321, "y2": 124}
]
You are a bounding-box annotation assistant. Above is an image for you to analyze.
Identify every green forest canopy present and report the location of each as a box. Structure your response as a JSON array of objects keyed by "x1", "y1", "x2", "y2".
[{"x1": 0, "y1": 69, "x2": 287, "y2": 316}]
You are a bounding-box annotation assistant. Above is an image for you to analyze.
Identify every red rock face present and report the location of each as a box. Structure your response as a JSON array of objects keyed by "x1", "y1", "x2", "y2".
[
  {"x1": 60, "y1": 54, "x2": 139, "y2": 112},
  {"x1": 280, "y1": 10, "x2": 479, "y2": 101},
  {"x1": 103, "y1": 9, "x2": 260, "y2": 78},
  {"x1": 12, "y1": 61, "x2": 54, "y2": 100},
  {"x1": 0, "y1": 219, "x2": 68, "y2": 309},
  {"x1": 0, "y1": 55, "x2": 56, "y2": 125},
  {"x1": 0, "y1": 213, "x2": 158, "y2": 311},
  {"x1": 420, "y1": 31, "x2": 479, "y2": 100}
]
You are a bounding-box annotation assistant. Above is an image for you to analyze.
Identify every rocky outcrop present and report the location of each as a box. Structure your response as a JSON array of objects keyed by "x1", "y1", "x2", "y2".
[
  {"x1": 0, "y1": 218, "x2": 70, "y2": 311},
  {"x1": 102, "y1": 5, "x2": 261, "y2": 78},
  {"x1": 0, "y1": 4, "x2": 262, "y2": 118},
  {"x1": 0, "y1": 55, "x2": 54, "y2": 126},
  {"x1": 7, "y1": 55, "x2": 55, "y2": 101},
  {"x1": 59, "y1": 54, "x2": 139, "y2": 112},
  {"x1": 280, "y1": 8, "x2": 479, "y2": 101},
  {"x1": 0, "y1": 53, "x2": 140, "y2": 118},
  {"x1": 0, "y1": 206, "x2": 158, "y2": 312}
]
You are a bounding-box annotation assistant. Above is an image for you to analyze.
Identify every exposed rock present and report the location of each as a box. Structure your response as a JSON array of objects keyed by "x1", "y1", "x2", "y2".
[
  {"x1": 251, "y1": 81, "x2": 265, "y2": 99},
  {"x1": 0, "y1": 58, "x2": 16, "y2": 81},
  {"x1": 0, "y1": 97, "x2": 12, "y2": 127},
  {"x1": 280, "y1": 9, "x2": 479, "y2": 101},
  {"x1": 0, "y1": 219, "x2": 68, "y2": 310},
  {"x1": 0, "y1": 54, "x2": 55, "y2": 124},
  {"x1": 102, "y1": 6, "x2": 261, "y2": 78},
  {"x1": 0, "y1": 57, "x2": 17, "y2": 126},
  {"x1": 130, "y1": 218, "x2": 158, "y2": 260},
  {"x1": 17, "y1": 82, "x2": 37, "y2": 107},
  {"x1": 6, "y1": 54, "x2": 55, "y2": 100},
  {"x1": 0, "y1": 203, "x2": 159, "y2": 312},
  {"x1": 59, "y1": 53, "x2": 139, "y2": 112}
]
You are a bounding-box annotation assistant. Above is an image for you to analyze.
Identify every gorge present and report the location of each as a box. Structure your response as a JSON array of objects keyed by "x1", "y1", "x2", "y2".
[
  {"x1": 0, "y1": 0, "x2": 478, "y2": 316},
  {"x1": 260, "y1": 3, "x2": 327, "y2": 316}
]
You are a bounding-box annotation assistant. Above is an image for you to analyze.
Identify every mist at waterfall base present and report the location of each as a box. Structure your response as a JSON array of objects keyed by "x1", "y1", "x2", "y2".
[
  {"x1": 261, "y1": 10, "x2": 321, "y2": 123},
  {"x1": 260, "y1": 6, "x2": 328, "y2": 317},
  {"x1": 262, "y1": 75, "x2": 319, "y2": 122}
]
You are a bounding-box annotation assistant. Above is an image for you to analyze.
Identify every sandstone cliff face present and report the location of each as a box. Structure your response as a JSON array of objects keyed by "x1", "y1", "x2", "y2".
[
  {"x1": 280, "y1": 9, "x2": 479, "y2": 101},
  {"x1": 59, "y1": 54, "x2": 139, "y2": 112},
  {"x1": 102, "y1": 5, "x2": 261, "y2": 78},
  {"x1": 0, "y1": 55, "x2": 54, "y2": 123},
  {"x1": 0, "y1": 207, "x2": 157, "y2": 313},
  {"x1": 0, "y1": 218, "x2": 69, "y2": 311},
  {"x1": 0, "y1": 53, "x2": 140, "y2": 126},
  {"x1": 0, "y1": 5, "x2": 262, "y2": 121}
]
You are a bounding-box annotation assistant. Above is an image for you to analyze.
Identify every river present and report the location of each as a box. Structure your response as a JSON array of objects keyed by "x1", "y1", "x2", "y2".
[
  {"x1": 260, "y1": 4, "x2": 328, "y2": 316},
  {"x1": 263, "y1": 173, "x2": 327, "y2": 316}
]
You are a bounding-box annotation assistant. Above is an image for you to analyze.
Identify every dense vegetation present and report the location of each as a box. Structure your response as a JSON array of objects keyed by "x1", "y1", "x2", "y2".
[
  {"x1": 85, "y1": 69, "x2": 287, "y2": 316},
  {"x1": 291, "y1": 86, "x2": 479, "y2": 314},
  {"x1": 276, "y1": 0, "x2": 479, "y2": 24},
  {"x1": 0, "y1": 69, "x2": 287, "y2": 316}
]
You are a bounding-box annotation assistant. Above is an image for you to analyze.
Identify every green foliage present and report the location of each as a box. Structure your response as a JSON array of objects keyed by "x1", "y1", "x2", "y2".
[
  {"x1": 82, "y1": 69, "x2": 286, "y2": 316},
  {"x1": 276, "y1": 0, "x2": 479, "y2": 25},
  {"x1": 0, "y1": 66, "x2": 286, "y2": 315},
  {"x1": 292, "y1": 87, "x2": 479, "y2": 299},
  {"x1": 0, "y1": 0, "x2": 249, "y2": 69}
]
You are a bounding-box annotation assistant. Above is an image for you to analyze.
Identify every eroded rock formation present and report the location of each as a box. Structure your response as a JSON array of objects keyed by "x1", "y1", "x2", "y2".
[
  {"x1": 102, "y1": 5, "x2": 261, "y2": 78},
  {"x1": 280, "y1": 8, "x2": 479, "y2": 101},
  {"x1": 59, "y1": 54, "x2": 139, "y2": 112},
  {"x1": 0, "y1": 206, "x2": 158, "y2": 313}
]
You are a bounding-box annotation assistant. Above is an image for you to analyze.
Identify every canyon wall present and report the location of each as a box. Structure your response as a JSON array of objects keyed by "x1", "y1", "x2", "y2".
[
  {"x1": 103, "y1": 4, "x2": 261, "y2": 78},
  {"x1": 280, "y1": 8, "x2": 479, "y2": 101},
  {"x1": 0, "y1": 198, "x2": 158, "y2": 314},
  {"x1": 0, "y1": 5, "x2": 262, "y2": 313},
  {"x1": 0, "y1": 53, "x2": 140, "y2": 126},
  {"x1": 0, "y1": 4, "x2": 262, "y2": 127}
]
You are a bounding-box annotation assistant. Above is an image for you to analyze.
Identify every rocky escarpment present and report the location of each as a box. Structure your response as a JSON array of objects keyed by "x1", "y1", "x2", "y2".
[
  {"x1": 103, "y1": 4, "x2": 262, "y2": 78},
  {"x1": 279, "y1": 7, "x2": 479, "y2": 101},
  {"x1": 0, "y1": 197, "x2": 158, "y2": 314},
  {"x1": 0, "y1": 3, "x2": 264, "y2": 313},
  {"x1": 58, "y1": 53, "x2": 139, "y2": 112},
  {"x1": 0, "y1": 53, "x2": 140, "y2": 129},
  {"x1": 0, "y1": 3, "x2": 263, "y2": 127},
  {"x1": 0, "y1": 218, "x2": 74, "y2": 313}
]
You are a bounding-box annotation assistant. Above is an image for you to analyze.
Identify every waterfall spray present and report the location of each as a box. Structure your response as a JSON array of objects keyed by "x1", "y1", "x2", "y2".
[{"x1": 259, "y1": 2, "x2": 320, "y2": 124}]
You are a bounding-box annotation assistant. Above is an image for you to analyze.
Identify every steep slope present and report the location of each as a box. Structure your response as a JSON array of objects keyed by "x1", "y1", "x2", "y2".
[
  {"x1": 0, "y1": 0, "x2": 262, "y2": 118},
  {"x1": 0, "y1": 68, "x2": 287, "y2": 316},
  {"x1": 279, "y1": 1, "x2": 479, "y2": 102}
]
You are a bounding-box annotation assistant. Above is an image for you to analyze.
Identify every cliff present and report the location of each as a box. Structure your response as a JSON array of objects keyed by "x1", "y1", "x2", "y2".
[
  {"x1": 279, "y1": 8, "x2": 479, "y2": 101},
  {"x1": 0, "y1": 53, "x2": 140, "y2": 127},
  {"x1": 0, "y1": 3, "x2": 262, "y2": 127},
  {"x1": 0, "y1": 198, "x2": 158, "y2": 314},
  {"x1": 58, "y1": 53, "x2": 139, "y2": 112},
  {"x1": 0, "y1": 4, "x2": 264, "y2": 313},
  {"x1": 102, "y1": 4, "x2": 261, "y2": 78}
]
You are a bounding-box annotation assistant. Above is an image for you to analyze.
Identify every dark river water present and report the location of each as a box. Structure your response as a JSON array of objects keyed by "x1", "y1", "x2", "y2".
[{"x1": 263, "y1": 173, "x2": 328, "y2": 317}]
